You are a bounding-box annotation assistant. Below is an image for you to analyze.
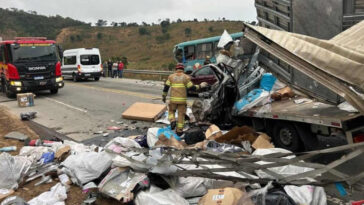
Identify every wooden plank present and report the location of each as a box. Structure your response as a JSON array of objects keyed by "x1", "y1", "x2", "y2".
[{"x1": 122, "y1": 102, "x2": 167, "y2": 122}]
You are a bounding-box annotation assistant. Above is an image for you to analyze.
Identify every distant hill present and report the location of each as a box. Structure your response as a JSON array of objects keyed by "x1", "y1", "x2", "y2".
[
  {"x1": 57, "y1": 21, "x2": 244, "y2": 70},
  {"x1": 0, "y1": 8, "x2": 87, "y2": 39},
  {"x1": 0, "y1": 8, "x2": 244, "y2": 70}
]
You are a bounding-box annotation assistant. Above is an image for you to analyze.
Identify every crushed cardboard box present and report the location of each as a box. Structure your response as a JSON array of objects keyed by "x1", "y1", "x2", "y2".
[
  {"x1": 215, "y1": 126, "x2": 258, "y2": 145},
  {"x1": 122, "y1": 103, "x2": 167, "y2": 122},
  {"x1": 198, "y1": 187, "x2": 253, "y2": 205},
  {"x1": 205, "y1": 124, "x2": 222, "y2": 140},
  {"x1": 252, "y1": 133, "x2": 274, "y2": 149}
]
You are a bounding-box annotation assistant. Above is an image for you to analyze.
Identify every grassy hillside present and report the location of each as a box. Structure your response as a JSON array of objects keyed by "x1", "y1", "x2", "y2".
[
  {"x1": 0, "y1": 8, "x2": 86, "y2": 39},
  {"x1": 57, "y1": 21, "x2": 243, "y2": 70}
]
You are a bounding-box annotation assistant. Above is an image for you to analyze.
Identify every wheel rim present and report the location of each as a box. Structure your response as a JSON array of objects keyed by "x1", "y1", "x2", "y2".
[{"x1": 279, "y1": 128, "x2": 293, "y2": 146}]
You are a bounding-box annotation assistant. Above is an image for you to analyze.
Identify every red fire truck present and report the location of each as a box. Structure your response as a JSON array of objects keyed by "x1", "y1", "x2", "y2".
[{"x1": 0, "y1": 37, "x2": 64, "y2": 98}]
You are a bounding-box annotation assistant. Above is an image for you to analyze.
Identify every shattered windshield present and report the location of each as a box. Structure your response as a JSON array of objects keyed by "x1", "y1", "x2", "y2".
[
  {"x1": 174, "y1": 47, "x2": 183, "y2": 63},
  {"x1": 11, "y1": 44, "x2": 58, "y2": 63}
]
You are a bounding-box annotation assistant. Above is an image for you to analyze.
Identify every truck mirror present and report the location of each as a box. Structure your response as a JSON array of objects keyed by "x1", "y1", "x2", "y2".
[{"x1": 57, "y1": 45, "x2": 63, "y2": 59}]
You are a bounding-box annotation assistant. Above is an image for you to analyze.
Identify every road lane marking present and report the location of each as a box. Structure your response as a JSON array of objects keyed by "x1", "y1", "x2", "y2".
[
  {"x1": 45, "y1": 97, "x2": 88, "y2": 113},
  {"x1": 67, "y1": 82, "x2": 159, "y2": 99}
]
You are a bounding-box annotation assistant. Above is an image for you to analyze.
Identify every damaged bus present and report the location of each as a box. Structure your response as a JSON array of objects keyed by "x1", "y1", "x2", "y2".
[{"x1": 173, "y1": 32, "x2": 243, "y2": 74}]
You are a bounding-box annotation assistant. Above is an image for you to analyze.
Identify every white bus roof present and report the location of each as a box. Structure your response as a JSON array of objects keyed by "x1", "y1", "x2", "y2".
[{"x1": 63, "y1": 48, "x2": 100, "y2": 55}]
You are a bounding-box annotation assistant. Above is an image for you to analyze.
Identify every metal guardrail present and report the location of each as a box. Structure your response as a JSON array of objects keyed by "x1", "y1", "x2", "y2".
[{"x1": 123, "y1": 69, "x2": 173, "y2": 76}]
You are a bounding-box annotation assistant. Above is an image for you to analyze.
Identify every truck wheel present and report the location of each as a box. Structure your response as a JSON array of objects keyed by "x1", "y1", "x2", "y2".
[
  {"x1": 50, "y1": 88, "x2": 58, "y2": 94},
  {"x1": 72, "y1": 74, "x2": 78, "y2": 82},
  {"x1": 273, "y1": 122, "x2": 302, "y2": 152},
  {"x1": 94, "y1": 77, "x2": 100, "y2": 81},
  {"x1": 4, "y1": 84, "x2": 15, "y2": 98}
]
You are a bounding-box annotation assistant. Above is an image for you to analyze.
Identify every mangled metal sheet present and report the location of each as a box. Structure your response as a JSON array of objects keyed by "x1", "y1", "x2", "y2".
[{"x1": 242, "y1": 21, "x2": 364, "y2": 114}]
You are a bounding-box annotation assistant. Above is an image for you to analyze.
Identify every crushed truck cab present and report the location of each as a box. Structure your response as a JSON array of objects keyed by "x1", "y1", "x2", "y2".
[{"x1": 0, "y1": 37, "x2": 64, "y2": 98}]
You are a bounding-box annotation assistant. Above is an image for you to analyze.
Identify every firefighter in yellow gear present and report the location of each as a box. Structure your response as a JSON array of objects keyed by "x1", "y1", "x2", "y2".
[{"x1": 162, "y1": 63, "x2": 208, "y2": 135}]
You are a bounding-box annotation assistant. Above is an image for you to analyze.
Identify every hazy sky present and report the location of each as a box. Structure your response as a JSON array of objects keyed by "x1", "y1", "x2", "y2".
[{"x1": 0, "y1": 0, "x2": 257, "y2": 24}]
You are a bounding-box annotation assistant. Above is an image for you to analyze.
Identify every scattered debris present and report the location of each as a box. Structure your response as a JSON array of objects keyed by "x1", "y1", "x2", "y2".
[
  {"x1": 0, "y1": 146, "x2": 17, "y2": 152},
  {"x1": 28, "y1": 183, "x2": 67, "y2": 205},
  {"x1": 4, "y1": 132, "x2": 29, "y2": 141},
  {"x1": 20, "y1": 112, "x2": 37, "y2": 121}
]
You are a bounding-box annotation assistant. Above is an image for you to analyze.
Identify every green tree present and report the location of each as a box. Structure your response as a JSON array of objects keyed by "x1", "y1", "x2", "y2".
[
  {"x1": 138, "y1": 27, "x2": 150, "y2": 35},
  {"x1": 184, "y1": 27, "x2": 192, "y2": 37},
  {"x1": 208, "y1": 26, "x2": 214, "y2": 32},
  {"x1": 168, "y1": 62, "x2": 176, "y2": 71},
  {"x1": 97, "y1": 32, "x2": 103, "y2": 40},
  {"x1": 95, "y1": 19, "x2": 107, "y2": 27}
]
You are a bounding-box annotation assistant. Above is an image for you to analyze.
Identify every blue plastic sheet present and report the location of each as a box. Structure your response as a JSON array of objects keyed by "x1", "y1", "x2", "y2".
[
  {"x1": 234, "y1": 89, "x2": 264, "y2": 111},
  {"x1": 157, "y1": 127, "x2": 181, "y2": 141},
  {"x1": 40, "y1": 152, "x2": 55, "y2": 164},
  {"x1": 260, "y1": 73, "x2": 277, "y2": 91}
]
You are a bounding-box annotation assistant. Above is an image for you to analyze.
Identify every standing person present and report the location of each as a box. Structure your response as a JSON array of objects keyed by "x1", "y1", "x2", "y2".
[
  {"x1": 162, "y1": 63, "x2": 208, "y2": 136},
  {"x1": 118, "y1": 61, "x2": 124, "y2": 78},
  {"x1": 203, "y1": 56, "x2": 211, "y2": 65},
  {"x1": 107, "y1": 59, "x2": 113, "y2": 77},
  {"x1": 112, "y1": 61, "x2": 118, "y2": 78},
  {"x1": 102, "y1": 61, "x2": 107, "y2": 77}
]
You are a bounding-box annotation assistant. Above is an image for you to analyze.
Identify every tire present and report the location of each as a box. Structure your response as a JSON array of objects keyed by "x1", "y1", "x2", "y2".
[
  {"x1": 4, "y1": 83, "x2": 15, "y2": 98},
  {"x1": 50, "y1": 88, "x2": 58, "y2": 94},
  {"x1": 94, "y1": 77, "x2": 100, "y2": 81},
  {"x1": 273, "y1": 122, "x2": 302, "y2": 152},
  {"x1": 72, "y1": 74, "x2": 78, "y2": 82}
]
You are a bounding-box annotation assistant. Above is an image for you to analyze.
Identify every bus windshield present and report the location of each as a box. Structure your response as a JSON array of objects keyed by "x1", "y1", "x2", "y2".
[{"x1": 11, "y1": 44, "x2": 58, "y2": 63}]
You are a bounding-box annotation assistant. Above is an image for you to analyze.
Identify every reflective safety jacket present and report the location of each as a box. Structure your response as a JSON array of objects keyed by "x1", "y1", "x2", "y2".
[{"x1": 163, "y1": 70, "x2": 199, "y2": 104}]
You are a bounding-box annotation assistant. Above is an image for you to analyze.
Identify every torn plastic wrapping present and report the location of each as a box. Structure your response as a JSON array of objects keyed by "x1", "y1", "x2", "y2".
[
  {"x1": 205, "y1": 141, "x2": 247, "y2": 153},
  {"x1": 217, "y1": 30, "x2": 233, "y2": 49},
  {"x1": 28, "y1": 183, "x2": 67, "y2": 205},
  {"x1": 98, "y1": 168, "x2": 149, "y2": 202},
  {"x1": 252, "y1": 148, "x2": 314, "y2": 180},
  {"x1": 0, "y1": 153, "x2": 32, "y2": 190},
  {"x1": 135, "y1": 185, "x2": 189, "y2": 205},
  {"x1": 284, "y1": 185, "x2": 327, "y2": 205},
  {"x1": 61, "y1": 151, "x2": 112, "y2": 185},
  {"x1": 19, "y1": 146, "x2": 51, "y2": 161},
  {"x1": 63, "y1": 140, "x2": 97, "y2": 154}
]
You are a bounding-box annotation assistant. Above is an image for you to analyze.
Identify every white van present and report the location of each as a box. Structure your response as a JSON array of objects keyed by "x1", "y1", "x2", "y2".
[{"x1": 61, "y1": 48, "x2": 102, "y2": 81}]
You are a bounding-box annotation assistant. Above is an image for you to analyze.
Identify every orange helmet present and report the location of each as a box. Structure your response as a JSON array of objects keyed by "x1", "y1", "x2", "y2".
[{"x1": 176, "y1": 63, "x2": 184, "y2": 70}]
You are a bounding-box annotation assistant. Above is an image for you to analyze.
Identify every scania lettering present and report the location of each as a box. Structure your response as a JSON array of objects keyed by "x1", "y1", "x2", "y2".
[{"x1": 0, "y1": 37, "x2": 64, "y2": 98}]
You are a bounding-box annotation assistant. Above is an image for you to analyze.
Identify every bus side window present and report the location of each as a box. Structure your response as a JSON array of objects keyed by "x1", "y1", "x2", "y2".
[
  {"x1": 197, "y1": 43, "x2": 213, "y2": 59},
  {"x1": 184, "y1": 45, "x2": 195, "y2": 60}
]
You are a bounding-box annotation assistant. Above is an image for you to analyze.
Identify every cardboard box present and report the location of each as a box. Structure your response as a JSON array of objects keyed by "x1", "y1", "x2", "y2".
[
  {"x1": 17, "y1": 93, "x2": 35, "y2": 107},
  {"x1": 198, "y1": 188, "x2": 253, "y2": 205},
  {"x1": 205, "y1": 124, "x2": 222, "y2": 140},
  {"x1": 122, "y1": 103, "x2": 167, "y2": 122},
  {"x1": 252, "y1": 133, "x2": 274, "y2": 149}
]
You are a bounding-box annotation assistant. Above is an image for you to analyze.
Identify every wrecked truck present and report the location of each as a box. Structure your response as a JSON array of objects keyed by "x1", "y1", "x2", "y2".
[{"x1": 193, "y1": 22, "x2": 364, "y2": 152}]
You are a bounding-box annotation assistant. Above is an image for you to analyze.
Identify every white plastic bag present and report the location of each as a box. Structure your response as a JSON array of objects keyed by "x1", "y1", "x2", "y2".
[
  {"x1": 147, "y1": 128, "x2": 160, "y2": 147},
  {"x1": 284, "y1": 185, "x2": 327, "y2": 205},
  {"x1": 61, "y1": 151, "x2": 112, "y2": 185},
  {"x1": 19, "y1": 146, "x2": 50, "y2": 161},
  {"x1": 0, "y1": 153, "x2": 32, "y2": 190},
  {"x1": 217, "y1": 30, "x2": 233, "y2": 48},
  {"x1": 28, "y1": 183, "x2": 67, "y2": 205},
  {"x1": 135, "y1": 186, "x2": 189, "y2": 205}
]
